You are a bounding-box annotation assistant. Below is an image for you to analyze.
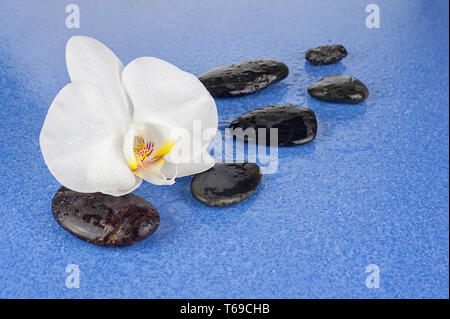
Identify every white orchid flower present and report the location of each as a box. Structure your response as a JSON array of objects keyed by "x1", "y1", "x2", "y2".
[{"x1": 40, "y1": 36, "x2": 218, "y2": 196}]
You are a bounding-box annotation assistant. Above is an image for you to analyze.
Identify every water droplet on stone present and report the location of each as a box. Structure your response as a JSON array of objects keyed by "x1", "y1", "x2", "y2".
[
  {"x1": 230, "y1": 104, "x2": 317, "y2": 146},
  {"x1": 308, "y1": 75, "x2": 369, "y2": 104},
  {"x1": 305, "y1": 44, "x2": 347, "y2": 66},
  {"x1": 199, "y1": 59, "x2": 289, "y2": 97},
  {"x1": 52, "y1": 187, "x2": 160, "y2": 247},
  {"x1": 190, "y1": 163, "x2": 261, "y2": 207}
]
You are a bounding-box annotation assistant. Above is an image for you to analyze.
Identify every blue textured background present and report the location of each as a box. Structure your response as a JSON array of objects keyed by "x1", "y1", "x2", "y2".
[{"x1": 0, "y1": 0, "x2": 448, "y2": 298}]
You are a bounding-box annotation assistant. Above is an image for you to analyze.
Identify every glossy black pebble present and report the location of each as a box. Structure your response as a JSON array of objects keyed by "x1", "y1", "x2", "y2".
[
  {"x1": 229, "y1": 104, "x2": 317, "y2": 146},
  {"x1": 198, "y1": 59, "x2": 289, "y2": 97},
  {"x1": 308, "y1": 75, "x2": 369, "y2": 104},
  {"x1": 305, "y1": 44, "x2": 347, "y2": 66},
  {"x1": 191, "y1": 163, "x2": 261, "y2": 207},
  {"x1": 52, "y1": 187, "x2": 160, "y2": 247}
]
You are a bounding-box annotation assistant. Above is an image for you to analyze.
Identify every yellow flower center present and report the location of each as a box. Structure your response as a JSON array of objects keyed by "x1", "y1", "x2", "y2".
[
  {"x1": 133, "y1": 136, "x2": 154, "y2": 163},
  {"x1": 131, "y1": 136, "x2": 174, "y2": 170}
]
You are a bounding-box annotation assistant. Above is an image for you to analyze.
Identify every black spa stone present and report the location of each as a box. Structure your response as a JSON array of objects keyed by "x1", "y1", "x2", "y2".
[
  {"x1": 305, "y1": 44, "x2": 347, "y2": 66},
  {"x1": 52, "y1": 186, "x2": 160, "y2": 247},
  {"x1": 198, "y1": 59, "x2": 289, "y2": 97},
  {"x1": 229, "y1": 104, "x2": 317, "y2": 146},
  {"x1": 308, "y1": 75, "x2": 369, "y2": 104},
  {"x1": 230, "y1": 104, "x2": 317, "y2": 146},
  {"x1": 190, "y1": 163, "x2": 261, "y2": 207}
]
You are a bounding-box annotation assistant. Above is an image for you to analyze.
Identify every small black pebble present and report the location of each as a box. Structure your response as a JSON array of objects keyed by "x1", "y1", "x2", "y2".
[
  {"x1": 52, "y1": 187, "x2": 160, "y2": 247},
  {"x1": 229, "y1": 104, "x2": 317, "y2": 146},
  {"x1": 308, "y1": 75, "x2": 369, "y2": 104},
  {"x1": 191, "y1": 163, "x2": 261, "y2": 207},
  {"x1": 305, "y1": 44, "x2": 347, "y2": 66},
  {"x1": 198, "y1": 59, "x2": 289, "y2": 97}
]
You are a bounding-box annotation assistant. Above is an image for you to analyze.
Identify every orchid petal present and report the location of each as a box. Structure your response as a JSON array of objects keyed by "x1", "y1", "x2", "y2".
[
  {"x1": 40, "y1": 82, "x2": 141, "y2": 196},
  {"x1": 121, "y1": 57, "x2": 218, "y2": 164},
  {"x1": 66, "y1": 36, "x2": 131, "y2": 119}
]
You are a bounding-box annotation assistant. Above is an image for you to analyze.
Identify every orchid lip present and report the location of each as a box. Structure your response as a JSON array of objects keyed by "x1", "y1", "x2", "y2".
[
  {"x1": 131, "y1": 135, "x2": 174, "y2": 170},
  {"x1": 121, "y1": 123, "x2": 175, "y2": 185}
]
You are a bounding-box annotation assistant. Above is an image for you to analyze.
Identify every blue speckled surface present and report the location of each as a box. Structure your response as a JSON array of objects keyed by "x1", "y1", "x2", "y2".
[{"x1": 0, "y1": 0, "x2": 448, "y2": 298}]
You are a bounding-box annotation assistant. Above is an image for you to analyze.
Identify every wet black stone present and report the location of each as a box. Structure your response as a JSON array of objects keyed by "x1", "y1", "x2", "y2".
[
  {"x1": 191, "y1": 163, "x2": 261, "y2": 207},
  {"x1": 305, "y1": 44, "x2": 347, "y2": 66},
  {"x1": 198, "y1": 59, "x2": 289, "y2": 97},
  {"x1": 308, "y1": 75, "x2": 369, "y2": 104},
  {"x1": 52, "y1": 187, "x2": 160, "y2": 247},
  {"x1": 229, "y1": 104, "x2": 317, "y2": 146}
]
